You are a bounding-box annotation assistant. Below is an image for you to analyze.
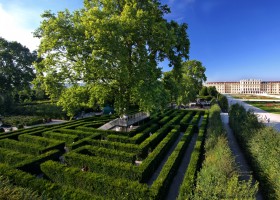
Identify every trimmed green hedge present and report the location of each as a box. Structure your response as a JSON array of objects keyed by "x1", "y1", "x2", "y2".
[
  {"x1": 73, "y1": 145, "x2": 136, "y2": 164},
  {"x1": 89, "y1": 139, "x2": 140, "y2": 154},
  {"x1": 107, "y1": 123, "x2": 159, "y2": 144},
  {"x1": 0, "y1": 137, "x2": 64, "y2": 156},
  {"x1": 139, "y1": 126, "x2": 180, "y2": 183},
  {"x1": 68, "y1": 133, "x2": 102, "y2": 150},
  {"x1": 177, "y1": 112, "x2": 208, "y2": 200},
  {"x1": 229, "y1": 103, "x2": 280, "y2": 199},
  {"x1": 41, "y1": 160, "x2": 150, "y2": 199},
  {"x1": 42, "y1": 131, "x2": 79, "y2": 145},
  {"x1": 76, "y1": 126, "x2": 131, "y2": 137},
  {"x1": 0, "y1": 139, "x2": 46, "y2": 155},
  {"x1": 0, "y1": 164, "x2": 102, "y2": 199},
  {"x1": 151, "y1": 122, "x2": 196, "y2": 199},
  {"x1": 64, "y1": 151, "x2": 139, "y2": 180},
  {"x1": 16, "y1": 149, "x2": 60, "y2": 175},
  {"x1": 0, "y1": 147, "x2": 33, "y2": 166},
  {"x1": 18, "y1": 134, "x2": 62, "y2": 147},
  {"x1": 179, "y1": 111, "x2": 194, "y2": 131}
]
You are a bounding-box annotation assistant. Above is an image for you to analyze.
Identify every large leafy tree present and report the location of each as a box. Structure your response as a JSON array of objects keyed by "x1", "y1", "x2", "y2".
[
  {"x1": 207, "y1": 86, "x2": 218, "y2": 97},
  {"x1": 162, "y1": 71, "x2": 179, "y2": 102},
  {"x1": 177, "y1": 60, "x2": 207, "y2": 104},
  {"x1": 34, "y1": 0, "x2": 190, "y2": 114},
  {"x1": 0, "y1": 37, "x2": 36, "y2": 94},
  {"x1": 0, "y1": 37, "x2": 37, "y2": 113},
  {"x1": 199, "y1": 86, "x2": 209, "y2": 96}
]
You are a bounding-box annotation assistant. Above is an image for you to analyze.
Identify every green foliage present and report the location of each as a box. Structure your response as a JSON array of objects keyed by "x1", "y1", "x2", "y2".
[
  {"x1": 65, "y1": 151, "x2": 139, "y2": 180},
  {"x1": 57, "y1": 85, "x2": 90, "y2": 119},
  {"x1": 218, "y1": 94, "x2": 228, "y2": 112},
  {"x1": 151, "y1": 123, "x2": 196, "y2": 199},
  {"x1": 199, "y1": 86, "x2": 208, "y2": 96},
  {"x1": 34, "y1": 0, "x2": 190, "y2": 114},
  {"x1": 139, "y1": 126, "x2": 180, "y2": 183},
  {"x1": 0, "y1": 176, "x2": 41, "y2": 200},
  {"x1": 42, "y1": 131, "x2": 78, "y2": 145},
  {"x1": 74, "y1": 145, "x2": 136, "y2": 164},
  {"x1": 0, "y1": 164, "x2": 99, "y2": 199},
  {"x1": 89, "y1": 137, "x2": 140, "y2": 152},
  {"x1": 177, "y1": 114, "x2": 208, "y2": 200},
  {"x1": 191, "y1": 104, "x2": 258, "y2": 200},
  {"x1": 107, "y1": 123, "x2": 159, "y2": 144},
  {"x1": 207, "y1": 86, "x2": 218, "y2": 97},
  {"x1": 229, "y1": 103, "x2": 280, "y2": 199},
  {"x1": 0, "y1": 139, "x2": 44, "y2": 155},
  {"x1": 0, "y1": 147, "x2": 33, "y2": 166},
  {"x1": 41, "y1": 160, "x2": 150, "y2": 199},
  {"x1": 12, "y1": 102, "x2": 67, "y2": 119},
  {"x1": 1, "y1": 115, "x2": 44, "y2": 127},
  {"x1": 179, "y1": 111, "x2": 194, "y2": 131},
  {"x1": 177, "y1": 60, "x2": 207, "y2": 105},
  {"x1": 18, "y1": 134, "x2": 63, "y2": 148},
  {"x1": 0, "y1": 37, "x2": 36, "y2": 94},
  {"x1": 163, "y1": 71, "x2": 180, "y2": 102},
  {"x1": 0, "y1": 135, "x2": 64, "y2": 155}
]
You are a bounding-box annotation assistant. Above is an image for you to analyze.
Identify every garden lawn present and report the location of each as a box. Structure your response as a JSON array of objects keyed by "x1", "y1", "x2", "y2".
[
  {"x1": 244, "y1": 101, "x2": 280, "y2": 114},
  {"x1": 231, "y1": 94, "x2": 279, "y2": 100}
]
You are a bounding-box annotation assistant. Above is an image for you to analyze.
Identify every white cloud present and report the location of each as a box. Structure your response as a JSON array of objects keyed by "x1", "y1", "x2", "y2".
[{"x1": 0, "y1": 3, "x2": 40, "y2": 51}]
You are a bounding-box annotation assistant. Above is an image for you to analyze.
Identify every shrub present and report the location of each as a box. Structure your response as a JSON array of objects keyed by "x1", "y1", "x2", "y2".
[
  {"x1": 177, "y1": 112, "x2": 208, "y2": 200},
  {"x1": 218, "y1": 94, "x2": 228, "y2": 112},
  {"x1": 42, "y1": 131, "x2": 79, "y2": 145},
  {"x1": 229, "y1": 103, "x2": 280, "y2": 199},
  {"x1": 139, "y1": 126, "x2": 180, "y2": 183},
  {"x1": 151, "y1": 123, "x2": 196, "y2": 199},
  {"x1": 191, "y1": 104, "x2": 258, "y2": 200},
  {"x1": 64, "y1": 152, "x2": 139, "y2": 180},
  {"x1": 0, "y1": 164, "x2": 100, "y2": 199},
  {"x1": 0, "y1": 176, "x2": 41, "y2": 200},
  {"x1": 74, "y1": 145, "x2": 136, "y2": 164},
  {"x1": 41, "y1": 160, "x2": 150, "y2": 199}
]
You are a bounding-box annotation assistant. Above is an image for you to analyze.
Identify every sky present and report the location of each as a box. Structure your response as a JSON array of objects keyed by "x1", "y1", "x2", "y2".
[{"x1": 1, "y1": 0, "x2": 280, "y2": 82}]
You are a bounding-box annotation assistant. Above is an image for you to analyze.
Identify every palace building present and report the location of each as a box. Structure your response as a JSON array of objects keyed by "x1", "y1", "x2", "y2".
[{"x1": 206, "y1": 79, "x2": 280, "y2": 94}]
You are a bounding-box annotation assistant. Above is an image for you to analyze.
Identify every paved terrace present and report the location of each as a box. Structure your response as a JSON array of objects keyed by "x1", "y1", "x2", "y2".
[{"x1": 226, "y1": 95, "x2": 280, "y2": 132}]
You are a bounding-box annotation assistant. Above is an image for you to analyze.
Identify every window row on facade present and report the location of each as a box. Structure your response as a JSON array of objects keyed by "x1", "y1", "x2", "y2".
[{"x1": 206, "y1": 79, "x2": 280, "y2": 94}]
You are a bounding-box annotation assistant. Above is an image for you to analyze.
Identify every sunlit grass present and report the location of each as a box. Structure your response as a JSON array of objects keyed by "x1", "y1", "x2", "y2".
[
  {"x1": 244, "y1": 101, "x2": 280, "y2": 114},
  {"x1": 231, "y1": 94, "x2": 279, "y2": 100}
]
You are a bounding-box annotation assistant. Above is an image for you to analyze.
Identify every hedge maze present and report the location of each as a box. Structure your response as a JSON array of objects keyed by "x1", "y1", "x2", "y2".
[{"x1": 0, "y1": 109, "x2": 208, "y2": 199}]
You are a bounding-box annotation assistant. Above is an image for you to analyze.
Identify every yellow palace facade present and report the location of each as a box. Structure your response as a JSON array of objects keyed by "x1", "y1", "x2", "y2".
[{"x1": 206, "y1": 79, "x2": 280, "y2": 94}]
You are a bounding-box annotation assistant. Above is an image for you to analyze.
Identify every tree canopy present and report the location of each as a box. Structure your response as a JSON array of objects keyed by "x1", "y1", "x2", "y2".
[
  {"x1": 176, "y1": 60, "x2": 207, "y2": 105},
  {"x1": 0, "y1": 37, "x2": 36, "y2": 94},
  {"x1": 0, "y1": 37, "x2": 37, "y2": 113},
  {"x1": 34, "y1": 0, "x2": 190, "y2": 114}
]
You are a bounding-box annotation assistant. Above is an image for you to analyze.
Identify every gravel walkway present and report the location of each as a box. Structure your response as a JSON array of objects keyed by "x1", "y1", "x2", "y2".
[
  {"x1": 147, "y1": 132, "x2": 184, "y2": 185},
  {"x1": 221, "y1": 113, "x2": 263, "y2": 200},
  {"x1": 164, "y1": 132, "x2": 198, "y2": 200},
  {"x1": 226, "y1": 95, "x2": 280, "y2": 132},
  {"x1": 162, "y1": 116, "x2": 203, "y2": 199}
]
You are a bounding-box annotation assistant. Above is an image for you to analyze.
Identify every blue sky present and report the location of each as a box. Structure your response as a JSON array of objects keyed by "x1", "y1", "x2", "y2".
[{"x1": 0, "y1": 0, "x2": 280, "y2": 82}]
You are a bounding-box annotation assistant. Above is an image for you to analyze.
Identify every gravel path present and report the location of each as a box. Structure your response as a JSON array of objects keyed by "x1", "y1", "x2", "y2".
[
  {"x1": 226, "y1": 95, "x2": 280, "y2": 132},
  {"x1": 147, "y1": 132, "x2": 184, "y2": 185},
  {"x1": 220, "y1": 113, "x2": 263, "y2": 200},
  {"x1": 163, "y1": 116, "x2": 203, "y2": 200},
  {"x1": 164, "y1": 132, "x2": 198, "y2": 200}
]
